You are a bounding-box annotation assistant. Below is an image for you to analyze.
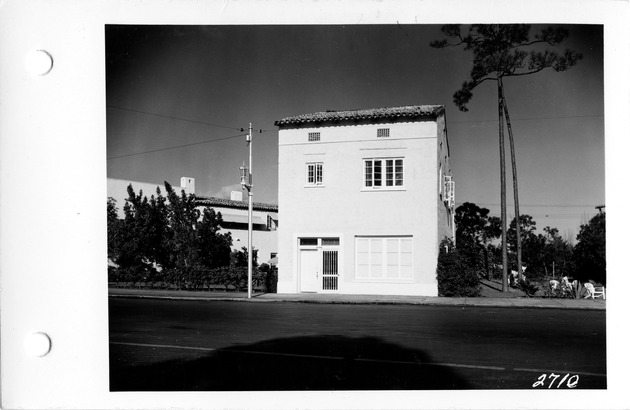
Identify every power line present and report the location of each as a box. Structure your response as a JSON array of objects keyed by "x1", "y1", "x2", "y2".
[
  {"x1": 107, "y1": 104, "x2": 244, "y2": 131},
  {"x1": 108, "y1": 104, "x2": 276, "y2": 136},
  {"x1": 449, "y1": 113, "x2": 603, "y2": 125},
  {"x1": 529, "y1": 216, "x2": 580, "y2": 218},
  {"x1": 107, "y1": 133, "x2": 247, "y2": 160},
  {"x1": 464, "y1": 202, "x2": 601, "y2": 209}
]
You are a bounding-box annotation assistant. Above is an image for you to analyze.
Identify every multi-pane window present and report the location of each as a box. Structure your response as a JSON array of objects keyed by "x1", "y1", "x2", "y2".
[
  {"x1": 364, "y1": 158, "x2": 403, "y2": 188},
  {"x1": 377, "y1": 128, "x2": 390, "y2": 138},
  {"x1": 356, "y1": 237, "x2": 413, "y2": 280},
  {"x1": 306, "y1": 162, "x2": 323, "y2": 185},
  {"x1": 308, "y1": 132, "x2": 321, "y2": 141},
  {"x1": 300, "y1": 237, "x2": 340, "y2": 247}
]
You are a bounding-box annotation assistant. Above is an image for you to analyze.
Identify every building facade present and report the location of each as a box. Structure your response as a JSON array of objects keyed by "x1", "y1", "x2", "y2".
[
  {"x1": 195, "y1": 194, "x2": 278, "y2": 265},
  {"x1": 107, "y1": 177, "x2": 278, "y2": 265},
  {"x1": 107, "y1": 176, "x2": 194, "y2": 217},
  {"x1": 275, "y1": 105, "x2": 454, "y2": 296}
]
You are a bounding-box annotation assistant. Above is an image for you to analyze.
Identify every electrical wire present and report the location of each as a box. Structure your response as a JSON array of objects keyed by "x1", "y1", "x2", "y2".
[
  {"x1": 467, "y1": 203, "x2": 601, "y2": 208},
  {"x1": 107, "y1": 104, "x2": 245, "y2": 131},
  {"x1": 448, "y1": 113, "x2": 603, "y2": 125},
  {"x1": 107, "y1": 133, "x2": 247, "y2": 160},
  {"x1": 106, "y1": 104, "x2": 272, "y2": 159}
]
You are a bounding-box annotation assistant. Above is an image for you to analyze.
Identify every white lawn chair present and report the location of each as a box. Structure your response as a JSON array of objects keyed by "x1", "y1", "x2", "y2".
[
  {"x1": 583, "y1": 283, "x2": 606, "y2": 300},
  {"x1": 583, "y1": 283, "x2": 595, "y2": 299},
  {"x1": 592, "y1": 286, "x2": 606, "y2": 300}
]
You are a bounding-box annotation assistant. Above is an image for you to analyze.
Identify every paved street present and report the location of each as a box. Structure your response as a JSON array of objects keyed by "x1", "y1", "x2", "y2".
[{"x1": 109, "y1": 297, "x2": 606, "y2": 390}]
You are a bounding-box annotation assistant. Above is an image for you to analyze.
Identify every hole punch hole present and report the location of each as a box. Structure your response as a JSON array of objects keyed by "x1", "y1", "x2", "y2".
[
  {"x1": 24, "y1": 332, "x2": 51, "y2": 357},
  {"x1": 25, "y1": 50, "x2": 53, "y2": 76}
]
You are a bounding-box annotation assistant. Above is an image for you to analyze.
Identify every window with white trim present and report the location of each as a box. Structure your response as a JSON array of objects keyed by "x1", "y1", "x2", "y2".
[
  {"x1": 377, "y1": 128, "x2": 390, "y2": 138},
  {"x1": 355, "y1": 236, "x2": 413, "y2": 280},
  {"x1": 308, "y1": 132, "x2": 321, "y2": 142},
  {"x1": 306, "y1": 162, "x2": 323, "y2": 185},
  {"x1": 364, "y1": 158, "x2": 403, "y2": 189}
]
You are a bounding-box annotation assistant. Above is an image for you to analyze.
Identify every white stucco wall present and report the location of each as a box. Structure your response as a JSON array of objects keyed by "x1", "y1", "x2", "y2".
[
  {"x1": 436, "y1": 113, "x2": 455, "y2": 245},
  {"x1": 107, "y1": 178, "x2": 186, "y2": 218},
  {"x1": 278, "y1": 119, "x2": 444, "y2": 296},
  {"x1": 218, "y1": 207, "x2": 278, "y2": 264}
]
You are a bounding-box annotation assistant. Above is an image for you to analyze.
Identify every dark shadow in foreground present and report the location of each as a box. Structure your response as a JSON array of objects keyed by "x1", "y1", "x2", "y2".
[{"x1": 110, "y1": 335, "x2": 471, "y2": 391}]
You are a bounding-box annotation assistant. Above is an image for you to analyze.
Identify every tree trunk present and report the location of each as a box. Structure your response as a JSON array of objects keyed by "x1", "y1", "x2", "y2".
[
  {"x1": 499, "y1": 77, "x2": 523, "y2": 282},
  {"x1": 498, "y1": 80, "x2": 509, "y2": 292},
  {"x1": 484, "y1": 246, "x2": 489, "y2": 279}
]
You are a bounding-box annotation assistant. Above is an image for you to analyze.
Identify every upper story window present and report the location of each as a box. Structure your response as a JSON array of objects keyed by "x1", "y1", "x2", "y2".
[
  {"x1": 266, "y1": 214, "x2": 278, "y2": 231},
  {"x1": 306, "y1": 162, "x2": 324, "y2": 186},
  {"x1": 308, "y1": 132, "x2": 321, "y2": 142},
  {"x1": 377, "y1": 128, "x2": 390, "y2": 138},
  {"x1": 444, "y1": 175, "x2": 455, "y2": 208},
  {"x1": 364, "y1": 158, "x2": 404, "y2": 189}
]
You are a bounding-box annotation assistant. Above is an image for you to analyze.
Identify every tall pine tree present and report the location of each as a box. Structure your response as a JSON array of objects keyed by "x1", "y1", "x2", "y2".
[{"x1": 431, "y1": 25, "x2": 582, "y2": 291}]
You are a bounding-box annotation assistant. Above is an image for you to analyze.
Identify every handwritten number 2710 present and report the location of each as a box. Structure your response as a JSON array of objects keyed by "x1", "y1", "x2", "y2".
[{"x1": 532, "y1": 373, "x2": 579, "y2": 388}]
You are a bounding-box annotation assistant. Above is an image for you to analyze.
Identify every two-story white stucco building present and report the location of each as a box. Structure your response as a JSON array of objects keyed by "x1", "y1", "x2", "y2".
[{"x1": 275, "y1": 105, "x2": 454, "y2": 296}]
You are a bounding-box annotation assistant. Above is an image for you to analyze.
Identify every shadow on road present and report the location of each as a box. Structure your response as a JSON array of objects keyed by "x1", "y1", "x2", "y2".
[{"x1": 110, "y1": 335, "x2": 471, "y2": 391}]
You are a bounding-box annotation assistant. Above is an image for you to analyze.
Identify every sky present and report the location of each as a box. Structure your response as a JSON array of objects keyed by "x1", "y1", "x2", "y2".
[{"x1": 106, "y1": 24, "x2": 604, "y2": 241}]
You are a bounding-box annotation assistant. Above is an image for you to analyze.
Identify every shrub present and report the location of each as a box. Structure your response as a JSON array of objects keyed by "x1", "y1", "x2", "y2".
[
  {"x1": 515, "y1": 278, "x2": 539, "y2": 297},
  {"x1": 265, "y1": 269, "x2": 278, "y2": 293},
  {"x1": 543, "y1": 278, "x2": 589, "y2": 299},
  {"x1": 257, "y1": 263, "x2": 278, "y2": 293},
  {"x1": 108, "y1": 266, "x2": 121, "y2": 282},
  {"x1": 109, "y1": 265, "x2": 155, "y2": 284},
  {"x1": 109, "y1": 262, "x2": 278, "y2": 293},
  {"x1": 564, "y1": 280, "x2": 589, "y2": 299},
  {"x1": 436, "y1": 240, "x2": 481, "y2": 297}
]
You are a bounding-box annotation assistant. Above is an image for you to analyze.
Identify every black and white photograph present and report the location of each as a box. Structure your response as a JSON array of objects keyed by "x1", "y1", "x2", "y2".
[
  {"x1": 106, "y1": 24, "x2": 606, "y2": 390},
  {"x1": 1, "y1": 1, "x2": 629, "y2": 409}
]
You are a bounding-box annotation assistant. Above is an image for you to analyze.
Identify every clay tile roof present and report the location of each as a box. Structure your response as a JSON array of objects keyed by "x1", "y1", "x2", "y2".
[
  {"x1": 274, "y1": 105, "x2": 444, "y2": 127},
  {"x1": 195, "y1": 196, "x2": 278, "y2": 212}
]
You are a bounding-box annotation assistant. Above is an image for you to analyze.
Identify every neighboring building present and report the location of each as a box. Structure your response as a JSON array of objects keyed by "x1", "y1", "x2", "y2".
[
  {"x1": 107, "y1": 176, "x2": 194, "y2": 217},
  {"x1": 195, "y1": 192, "x2": 279, "y2": 265},
  {"x1": 107, "y1": 177, "x2": 278, "y2": 265},
  {"x1": 275, "y1": 105, "x2": 454, "y2": 296}
]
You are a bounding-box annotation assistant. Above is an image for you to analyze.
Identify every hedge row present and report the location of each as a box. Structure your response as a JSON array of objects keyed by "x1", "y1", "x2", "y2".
[{"x1": 108, "y1": 265, "x2": 277, "y2": 293}]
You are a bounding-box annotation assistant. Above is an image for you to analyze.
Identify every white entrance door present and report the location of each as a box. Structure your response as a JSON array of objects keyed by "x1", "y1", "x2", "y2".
[{"x1": 300, "y1": 249, "x2": 319, "y2": 292}]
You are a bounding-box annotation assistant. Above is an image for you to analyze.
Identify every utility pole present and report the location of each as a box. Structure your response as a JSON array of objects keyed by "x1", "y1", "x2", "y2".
[
  {"x1": 247, "y1": 123, "x2": 253, "y2": 299},
  {"x1": 240, "y1": 123, "x2": 254, "y2": 299}
]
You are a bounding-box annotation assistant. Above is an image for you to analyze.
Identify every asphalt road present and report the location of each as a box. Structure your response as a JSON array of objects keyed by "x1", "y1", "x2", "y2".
[{"x1": 109, "y1": 297, "x2": 606, "y2": 390}]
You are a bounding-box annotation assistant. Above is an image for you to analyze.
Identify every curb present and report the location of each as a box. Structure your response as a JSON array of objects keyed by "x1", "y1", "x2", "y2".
[{"x1": 108, "y1": 292, "x2": 606, "y2": 310}]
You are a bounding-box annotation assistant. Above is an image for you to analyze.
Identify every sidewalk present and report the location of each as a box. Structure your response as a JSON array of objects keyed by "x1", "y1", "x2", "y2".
[{"x1": 108, "y1": 288, "x2": 606, "y2": 310}]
